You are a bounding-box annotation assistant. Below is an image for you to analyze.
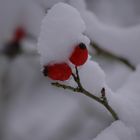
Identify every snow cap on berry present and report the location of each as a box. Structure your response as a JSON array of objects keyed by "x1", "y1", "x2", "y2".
[{"x1": 38, "y1": 2, "x2": 90, "y2": 66}]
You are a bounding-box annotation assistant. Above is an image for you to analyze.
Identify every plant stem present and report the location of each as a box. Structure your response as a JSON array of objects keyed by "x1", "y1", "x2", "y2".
[
  {"x1": 52, "y1": 67, "x2": 119, "y2": 121},
  {"x1": 91, "y1": 42, "x2": 136, "y2": 71}
]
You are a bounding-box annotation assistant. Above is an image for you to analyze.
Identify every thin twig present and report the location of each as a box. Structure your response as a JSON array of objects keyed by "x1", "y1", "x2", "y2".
[
  {"x1": 52, "y1": 67, "x2": 119, "y2": 120},
  {"x1": 52, "y1": 82, "x2": 79, "y2": 92},
  {"x1": 91, "y1": 42, "x2": 136, "y2": 71}
]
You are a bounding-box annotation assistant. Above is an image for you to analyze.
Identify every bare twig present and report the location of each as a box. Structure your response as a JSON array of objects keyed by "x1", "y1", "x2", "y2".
[
  {"x1": 91, "y1": 42, "x2": 136, "y2": 71},
  {"x1": 52, "y1": 67, "x2": 119, "y2": 120},
  {"x1": 52, "y1": 82, "x2": 79, "y2": 92}
]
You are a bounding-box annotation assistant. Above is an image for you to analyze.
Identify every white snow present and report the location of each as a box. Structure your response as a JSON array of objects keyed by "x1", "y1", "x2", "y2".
[
  {"x1": 92, "y1": 57, "x2": 132, "y2": 91},
  {"x1": 93, "y1": 121, "x2": 138, "y2": 140},
  {"x1": 38, "y1": 2, "x2": 89, "y2": 65},
  {"x1": 1, "y1": 1, "x2": 140, "y2": 140},
  {"x1": 2, "y1": 56, "x2": 112, "y2": 140},
  {"x1": 34, "y1": 0, "x2": 67, "y2": 10},
  {"x1": 72, "y1": 1, "x2": 140, "y2": 65},
  {"x1": 78, "y1": 60, "x2": 106, "y2": 96},
  {"x1": 0, "y1": 0, "x2": 44, "y2": 50},
  {"x1": 86, "y1": 0, "x2": 140, "y2": 28},
  {"x1": 3, "y1": 54, "x2": 140, "y2": 140},
  {"x1": 68, "y1": 0, "x2": 86, "y2": 11},
  {"x1": 0, "y1": 0, "x2": 24, "y2": 47},
  {"x1": 115, "y1": 65, "x2": 140, "y2": 134},
  {"x1": 22, "y1": 0, "x2": 45, "y2": 39}
]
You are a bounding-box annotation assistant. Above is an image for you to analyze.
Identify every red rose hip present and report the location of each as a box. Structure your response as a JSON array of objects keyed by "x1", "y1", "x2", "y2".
[
  {"x1": 43, "y1": 62, "x2": 72, "y2": 81},
  {"x1": 69, "y1": 43, "x2": 88, "y2": 66}
]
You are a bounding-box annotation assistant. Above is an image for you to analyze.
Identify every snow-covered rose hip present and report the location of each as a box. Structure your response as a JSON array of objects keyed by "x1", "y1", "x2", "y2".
[
  {"x1": 43, "y1": 63, "x2": 72, "y2": 81},
  {"x1": 69, "y1": 43, "x2": 88, "y2": 66}
]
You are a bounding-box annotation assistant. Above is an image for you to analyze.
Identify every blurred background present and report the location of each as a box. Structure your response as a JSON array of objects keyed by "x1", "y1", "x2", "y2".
[{"x1": 0, "y1": 0, "x2": 140, "y2": 140}]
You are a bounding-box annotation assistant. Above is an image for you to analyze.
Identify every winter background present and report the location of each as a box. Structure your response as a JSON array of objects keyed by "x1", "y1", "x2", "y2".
[{"x1": 0, "y1": 0, "x2": 140, "y2": 140}]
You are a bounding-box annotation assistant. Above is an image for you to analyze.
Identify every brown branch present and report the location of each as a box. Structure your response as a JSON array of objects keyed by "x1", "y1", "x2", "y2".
[
  {"x1": 52, "y1": 82, "x2": 79, "y2": 92},
  {"x1": 52, "y1": 67, "x2": 119, "y2": 121},
  {"x1": 91, "y1": 41, "x2": 136, "y2": 71}
]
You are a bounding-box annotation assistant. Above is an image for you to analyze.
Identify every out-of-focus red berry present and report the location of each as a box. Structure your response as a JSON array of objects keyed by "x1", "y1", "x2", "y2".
[
  {"x1": 43, "y1": 62, "x2": 72, "y2": 81},
  {"x1": 69, "y1": 43, "x2": 88, "y2": 66},
  {"x1": 13, "y1": 27, "x2": 26, "y2": 42}
]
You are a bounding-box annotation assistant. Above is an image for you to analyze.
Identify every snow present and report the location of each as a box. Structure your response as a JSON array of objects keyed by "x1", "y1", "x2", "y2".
[
  {"x1": 4, "y1": 55, "x2": 140, "y2": 140},
  {"x1": 0, "y1": 0, "x2": 44, "y2": 49},
  {"x1": 92, "y1": 56, "x2": 132, "y2": 91},
  {"x1": 115, "y1": 65, "x2": 140, "y2": 134},
  {"x1": 93, "y1": 121, "x2": 138, "y2": 140},
  {"x1": 0, "y1": 0, "x2": 24, "y2": 47},
  {"x1": 98, "y1": 65, "x2": 140, "y2": 139},
  {"x1": 1, "y1": 1, "x2": 140, "y2": 140},
  {"x1": 78, "y1": 60, "x2": 105, "y2": 96},
  {"x1": 38, "y1": 2, "x2": 89, "y2": 65},
  {"x1": 104, "y1": 62, "x2": 132, "y2": 92},
  {"x1": 86, "y1": 0, "x2": 140, "y2": 28},
  {"x1": 22, "y1": 0, "x2": 45, "y2": 39},
  {"x1": 74, "y1": 1, "x2": 140, "y2": 65},
  {"x1": 34, "y1": 0, "x2": 67, "y2": 10},
  {"x1": 68, "y1": 0, "x2": 138, "y2": 92},
  {"x1": 2, "y1": 55, "x2": 112, "y2": 140},
  {"x1": 68, "y1": 0, "x2": 86, "y2": 11}
]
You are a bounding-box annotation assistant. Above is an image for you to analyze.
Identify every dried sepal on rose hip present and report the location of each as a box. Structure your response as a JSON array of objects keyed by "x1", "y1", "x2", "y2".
[
  {"x1": 69, "y1": 43, "x2": 88, "y2": 66},
  {"x1": 43, "y1": 62, "x2": 72, "y2": 81}
]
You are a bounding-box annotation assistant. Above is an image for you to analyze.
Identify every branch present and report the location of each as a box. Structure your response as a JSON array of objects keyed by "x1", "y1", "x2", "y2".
[
  {"x1": 51, "y1": 82, "x2": 79, "y2": 92},
  {"x1": 91, "y1": 42, "x2": 136, "y2": 71},
  {"x1": 52, "y1": 67, "x2": 119, "y2": 121}
]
